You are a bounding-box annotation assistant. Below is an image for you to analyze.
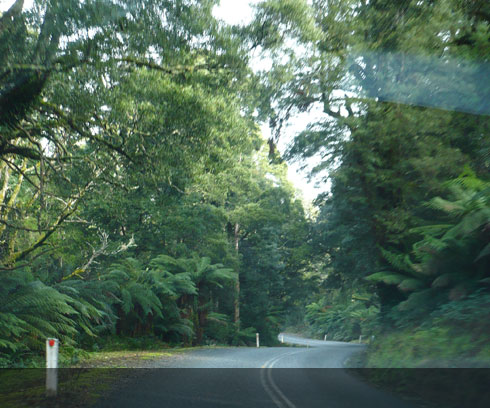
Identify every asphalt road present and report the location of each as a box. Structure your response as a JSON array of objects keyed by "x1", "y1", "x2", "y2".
[{"x1": 95, "y1": 333, "x2": 414, "y2": 408}]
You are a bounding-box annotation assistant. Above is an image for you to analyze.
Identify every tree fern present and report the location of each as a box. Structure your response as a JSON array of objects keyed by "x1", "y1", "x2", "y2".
[
  {"x1": 105, "y1": 258, "x2": 164, "y2": 325},
  {"x1": 56, "y1": 279, "x2": 117, "y2": 337},
  {"x1": 366, "y1": 271, "x2": 407, "y2": 286},
  {"x1": 379, "y1": 247, "x2": 415, "y2": 274},
  {"x1": 376, "y1": 173, "x2": 490, "y2": 325},
  {"x1": 0, "y1": 270, "x2": 80, "y2": 359}
]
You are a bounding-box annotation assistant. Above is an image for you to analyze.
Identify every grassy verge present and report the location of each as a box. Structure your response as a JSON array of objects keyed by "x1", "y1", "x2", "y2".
[
  {"x1": 0, "y1": 368, "x2": 132, "y2": 408},
  {"x1": 0, "y1": 341, "x2": 229, "y2": 408},
  {"x1": 345, "y1": 327, "x2": 490, "y2": 408},
  {"x1": 364, "y1": 327, "x2": 490, "y2": 368},
  {"x1": 72, "y1": 346, "x2": 227, "y2": 368},
  {"x1": 3, "y1": 335, "x2": 234, "y2": 368}
]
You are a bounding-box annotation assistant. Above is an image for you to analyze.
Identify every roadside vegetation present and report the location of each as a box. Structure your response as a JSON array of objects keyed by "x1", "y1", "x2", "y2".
[
  {"x1": 0, "y1": 0, "x2": 310, "y2": 367},
  {"x1": 250, "y1": 0, "x2": 490, "y2": 367}
]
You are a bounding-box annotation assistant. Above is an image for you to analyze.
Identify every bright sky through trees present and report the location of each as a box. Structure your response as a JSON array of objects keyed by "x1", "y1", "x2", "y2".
[{"x1": 213, "y1": 0, "x2": 326, "y2": 202}]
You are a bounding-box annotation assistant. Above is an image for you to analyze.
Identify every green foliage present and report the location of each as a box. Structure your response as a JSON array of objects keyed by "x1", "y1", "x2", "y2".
[
  {"x1": 55, "y1": 279, "x2": 116, "y2": 339},
  {"x1": 365, "y1": 291, "x2": 490, "y2": 367},
  {"x1": 305, "y1": 291, "x2": 379, "y2": 341},
  {"x1": 0, "y1": 0, "x2": 312, "y2": 364},
  {"x1": 252, "y1": 0, "x2": 490, "y2": 357},
  {"x1": 3, "y1": 0, "x2": 487, "y2": 369},
  {"x1": 0, "y1": 269, "x2": 98, "y2": 365}
]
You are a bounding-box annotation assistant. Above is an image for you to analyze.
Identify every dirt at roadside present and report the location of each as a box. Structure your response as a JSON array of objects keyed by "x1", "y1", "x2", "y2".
[{"x1": 73, "y1": 350, "x2": 187, "y2": 368}]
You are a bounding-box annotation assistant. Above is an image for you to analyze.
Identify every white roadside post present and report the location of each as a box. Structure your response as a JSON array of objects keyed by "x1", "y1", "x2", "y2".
[
  {"x1": 359, "y1": 335, "x2": 363, "y2": 344},
  {"x1": 324, "y1": 334, "x2": 327, "y2": 341},
  {"x1": 256, "y1": 333, "x2": 260, "y2": 348},
  {"x1": 280, "y1": 334, "x2": 284, "y2": 343},
  {"x1": 46, "y1": 338, "x2": 59, "y2": 397}
]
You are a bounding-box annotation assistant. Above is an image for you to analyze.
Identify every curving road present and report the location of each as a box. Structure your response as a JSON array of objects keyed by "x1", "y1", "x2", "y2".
[{"x1": 95, "y1": 333, "x2": 415, "y2": 408}]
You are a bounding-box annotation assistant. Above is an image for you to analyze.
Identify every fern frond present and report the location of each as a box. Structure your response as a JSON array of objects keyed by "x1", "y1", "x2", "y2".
[{"x1": 366, "y1": 271, "x2": 406, "y2": 285}]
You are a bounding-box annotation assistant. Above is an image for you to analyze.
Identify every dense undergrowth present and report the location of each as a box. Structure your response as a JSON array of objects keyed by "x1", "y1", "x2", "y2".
[{"x1": 303, "y1": 289, "x2": 490, "y2": 367}]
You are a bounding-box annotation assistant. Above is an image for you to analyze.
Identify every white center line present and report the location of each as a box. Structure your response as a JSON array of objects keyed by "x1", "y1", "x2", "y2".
[{"x1": 260, "y1": 350, "x2": 306, "y2": 408}]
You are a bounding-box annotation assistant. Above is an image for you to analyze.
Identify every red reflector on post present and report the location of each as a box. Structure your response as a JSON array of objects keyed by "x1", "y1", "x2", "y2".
[{"x1": 49, "y1": 339, "x2": 55, "y2": 347}]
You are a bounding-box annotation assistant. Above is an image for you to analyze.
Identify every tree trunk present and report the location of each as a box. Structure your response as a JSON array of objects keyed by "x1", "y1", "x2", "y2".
[
  {"x1": 234, "y1": 223, "x2": 240, "y2": 327},
  {"x1": 196, "y1": 295, "x2": 207, "y2": 345}
]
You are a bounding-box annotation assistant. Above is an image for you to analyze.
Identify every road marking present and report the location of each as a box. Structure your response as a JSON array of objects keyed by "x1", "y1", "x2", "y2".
[
  {"x1": 260, "y1": 350, "x2": 305, "y2": 408},
  {"x1": 266, "y1": 356, "x2": 296, "y2": 408},
  {"x1": 260, "y1": 353, "x2": 292, "y2": 408}
]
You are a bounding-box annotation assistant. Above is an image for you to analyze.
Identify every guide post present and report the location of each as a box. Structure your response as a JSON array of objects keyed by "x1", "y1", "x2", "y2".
[{"x1": 46, "y1": 338, "x2": 59, "y2": 397}]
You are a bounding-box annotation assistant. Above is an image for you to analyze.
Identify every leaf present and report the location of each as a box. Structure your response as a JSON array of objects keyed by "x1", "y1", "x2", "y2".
[
  {"x1": 365, "y1": 272, "x2": 406, "y2": 285},
  {"x1": 449, "y1": 285, "x2": 468, "y2": 301},
  {"x1": 379, "y1": 247, "x2": 415, "y2": 273},
  {"x1": 475, "y1": 243, "x2": 490, "y2": 263},
  {"x1": 121, "y1": 289, "x2": 132, "y2": 315},
  {"x1": 443, "y1": 209, "x2": 490, "y2": 239},
  {"x1": 428, "y1": 197, "x2": 465, "y2": 214},
  {"x1": 431, "y1": 274, "x2": 451, "y2": 288},
  {"x1": 207, "y1": 312, "x2": 229, "y2": 325},
  {"x1": 398, "y1": 278, "x2": 425, "y2": 292},
  {"x1": 396, "y1": 289, "x2": 433, "y2": 312}
]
